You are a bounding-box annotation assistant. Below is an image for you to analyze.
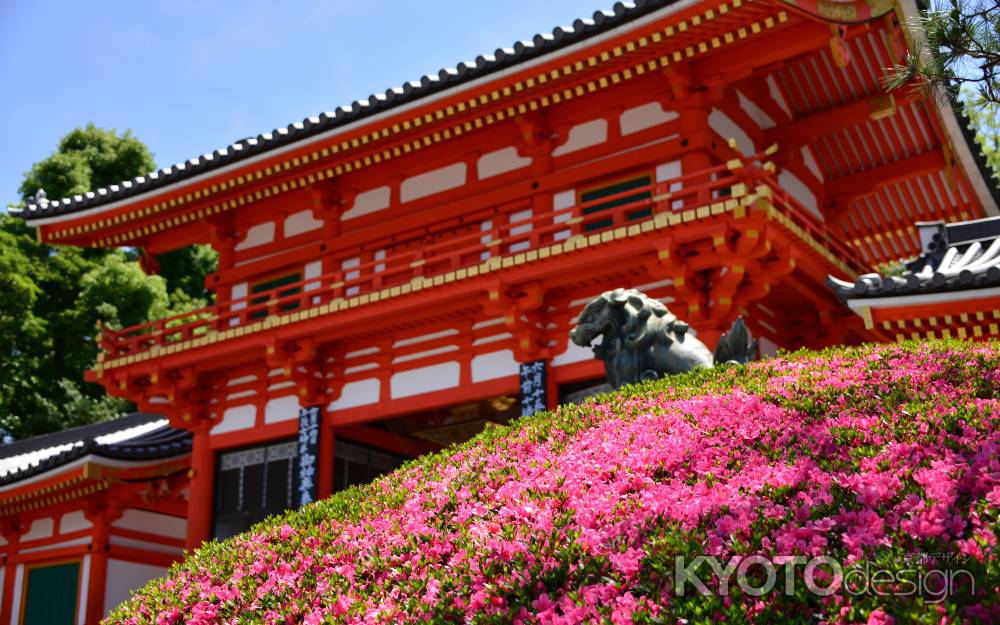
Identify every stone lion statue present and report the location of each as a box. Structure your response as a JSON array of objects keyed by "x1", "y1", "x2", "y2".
[{"x1": 569, "y1": 288, "x2": 756, "y2": 388}]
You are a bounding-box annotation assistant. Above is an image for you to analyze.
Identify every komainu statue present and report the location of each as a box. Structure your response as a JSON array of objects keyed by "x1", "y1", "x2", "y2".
[{"x1": 569, "y1": 288, "x2": 757, "y2": 389}]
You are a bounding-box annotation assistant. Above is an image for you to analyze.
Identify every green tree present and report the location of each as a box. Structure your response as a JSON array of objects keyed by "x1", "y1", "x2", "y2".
[
  {"x1": 2, "y1": 125, "x2": 217, "y2": 439},
  {"x1": 965, "y1": 89, "x2": 1000, "y2": 175},
  {"x1": 885, "y1": 0, "x2": 1000, "y2": 104},
  {"x1": 0, "y1": 215, "x2": 147, "y2": 437},
  {"x1": 19, "y1": 123, "x2": 157, "y2": 201}
]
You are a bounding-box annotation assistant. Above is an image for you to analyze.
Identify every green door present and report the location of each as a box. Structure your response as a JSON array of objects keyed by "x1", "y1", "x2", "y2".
[{"x1": 22, "y1": 561, "x2": 80, "y2": 625}]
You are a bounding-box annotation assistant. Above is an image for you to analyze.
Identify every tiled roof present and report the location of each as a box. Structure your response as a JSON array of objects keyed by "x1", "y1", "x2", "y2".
[
  {"x1": 0, "y1": 412, "x2": 191, "y2": 487},
  {"x1": 11, "y1": 0, "x2": 682, "y2": 221},
  {"x1": 827, "y1": 216, "x2": 1000, "y2": 299}
]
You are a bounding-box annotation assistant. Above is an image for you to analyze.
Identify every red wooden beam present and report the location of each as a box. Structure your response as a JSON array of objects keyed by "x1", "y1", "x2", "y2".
[
  {"x1": 827, "y1": 151, "x2": 945, "y2": 203},
  {"x1": 694, "y1": 21, "x2": 859, "y2": 83},
  {"x1": 766, "y1": 91, "x2": 916, "y2": 148}
]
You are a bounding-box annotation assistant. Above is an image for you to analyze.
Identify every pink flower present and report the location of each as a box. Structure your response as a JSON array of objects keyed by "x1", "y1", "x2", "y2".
[{"x1": 867, "y1": 608, "x2": 895, "y2": 625}]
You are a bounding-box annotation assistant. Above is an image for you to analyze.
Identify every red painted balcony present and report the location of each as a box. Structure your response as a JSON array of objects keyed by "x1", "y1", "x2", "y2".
[{"x1": 96, "y1": 153, "x2": 862, "y2": 363}]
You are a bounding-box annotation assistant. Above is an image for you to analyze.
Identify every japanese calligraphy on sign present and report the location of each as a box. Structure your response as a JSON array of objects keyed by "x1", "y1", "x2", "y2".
[
  {"x1": 519, "y1": 359, "x2": 547, "y2": 417},
  {"x1": 296, "y1": 405, "x2": 321, "y2": 507}
]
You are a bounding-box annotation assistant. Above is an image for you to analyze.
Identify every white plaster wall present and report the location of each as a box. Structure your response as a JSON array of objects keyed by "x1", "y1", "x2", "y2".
[
  {"x1": 211, "y1": 404, "x2": 256, "y2": 435},
  {"x1": 265, "y1": 395, "x2": 300, "y2": 424},
  {"x1": 108, "y1": 536, "x2": 183, "y2": 555},
  {"x1": 59, "y1": 511, "x2": 91, "y2": 534},
  {"x1": 103, "y1": 559, "x2": 167, "y2": 617},
  {"x1": 553, "y1": 119, "x2": 608, "y2": 156},
  {"x1": 472, "y1": 317, "x2": 505, "y2": 330},
  {"x1": 235, "y1": 222, "x2": 276, "y2": 251},
  {"x1": 394, "y1": 328, "x2": 459, "y2": 348},
  {"x1": 400, "y1": 163, "x2": 467, "y2": 202},
  {"x1": 283, "y1": 210, "x2": 323, "y2": 238},
  {"x1": 478, "y1": 147, "x2": 531, "y2": 179},
  {"x1": 77, "y1": 555, "x2": 90, "y2": 625},
  {"x1": 113, "y1": 510, "x2": 187, "y2": 540},
  {"x1": 778, "y1": 170, "x2": 822, "y2": 220},
  {"x1": 304, "y1": 260, "x2": 323, "y2": 292},
  {"x1": 509, "y1": 209, "x2": 533, "y2": 236},
  {"x1": 767, "y1": 75, "x2": 792, "y2": 118},
  {"x1": 553, "y1": 190, "x2": 576, "y2": 211},
  {"x1": 479, "y1": 219, "x2": 494, "y2": 260},
  {"x1": 329, "y1": 379, "x2": 381, "y2": 410},
  {"x1": 619, "y1": 102, "x2": 678, "y2": 135},
  {"x1": 656, "y1": 160, "x2": 682, "y2": 183},
  {"x1": 508, "y1": 208, "x2": 533, "y2": 252},
  {"x1": 709, "y1": 109, "x2": 755, "y2": 156},
  {"x1": 226, "y1": 389, "x2": 256, "y2": 402},
  {"x1": 342, "y1": 256, "x2": 361, "y2": 296},
  {"x1": 229, "y1": 282, "x2": 250, "y2": 327},
  {"x1": 393, "y1": 345, "x2": 459, "y2": 364},
  {"x1": 472, "y1": 332, "x2": 512, "y2": 347},
  {"x1": 346, "y1": 346, "x2": 380, "y2": 358},
  {"x1": 802, "y1": 147, "x2": 825, "y2": 181},
  {"x1": 19, "y1": 537, "x2": 91, "y2": 555},
  {"x1": 8, "y1": 564, "x2": 23, "y2": 625},
  {"x1": 737, "y1": 90, "x2": 775, "y2": 129},
  {"x1": 552, "y1": 339, "x2": 595, "y2": 366},
  {"x1": 391, "y1": 362, "x2": 460, "y2": 398},
  {"x1": 231, "y1": 282, "x2": 248, "y2": 305},
  {"x1": 471, "y1": 350, "x2": 519, "y2": 382},
  {"x1": 343, "y1": 186, "x2": 391, "y2": 220},
  {"x1": 21, "y1": 517, "x2": 53, "y2": 542}
]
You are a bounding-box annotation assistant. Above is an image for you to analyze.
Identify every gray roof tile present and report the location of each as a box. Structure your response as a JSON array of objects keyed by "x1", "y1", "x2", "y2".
[{"x1": 827, "y1": 216, "x2": 1000, "y2": 299}]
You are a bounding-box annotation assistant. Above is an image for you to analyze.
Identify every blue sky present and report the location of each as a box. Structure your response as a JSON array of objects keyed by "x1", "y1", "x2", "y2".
[{"x1": 0, "y1": 0, "x2": 595, "y2": 207}]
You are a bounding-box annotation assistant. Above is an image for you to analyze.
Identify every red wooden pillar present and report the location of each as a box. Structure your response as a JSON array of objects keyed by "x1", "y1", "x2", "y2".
[
  {"x1": 84, "y1": 508, "x2": 112, "y2": 625},
  {"x1": 0, "y1": 520, "x2": 21, "y2": 625},
  {"x1": 679, "y1": 105, "x2": 712, "y2": 204},
  {"x1": 317, "y1": 420, "x2": 335, "y2": 500},
  {"x1": 185, "y1": 422, "x2": 215, "y2": 550}
]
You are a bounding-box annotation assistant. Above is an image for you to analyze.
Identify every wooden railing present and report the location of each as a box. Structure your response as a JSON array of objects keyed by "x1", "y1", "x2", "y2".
[{"x1": 98, "y1": 154, "x2": 861, "y2": 360}]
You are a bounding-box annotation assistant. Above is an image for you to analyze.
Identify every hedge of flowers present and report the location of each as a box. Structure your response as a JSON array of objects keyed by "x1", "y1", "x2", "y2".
[{"x1": 107, "y1": 341, "x2": 1000, "y2": 624}]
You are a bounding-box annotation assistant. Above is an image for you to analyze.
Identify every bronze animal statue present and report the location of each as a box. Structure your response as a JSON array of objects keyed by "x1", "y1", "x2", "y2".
[{"x1": 569, "y1": 288, "x2": 756, "y2": 388}]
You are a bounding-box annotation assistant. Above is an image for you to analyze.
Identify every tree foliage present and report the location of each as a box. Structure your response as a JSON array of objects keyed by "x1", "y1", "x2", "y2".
[
  {"x1": 965, "y1": 88, "x2": 1000, "y2": 176},
  {"x1": 1, "y1": 125, "x2": 217, "y2": 439},
  {"x1": 885, "y1": 0, "x2": 1000, "y2": 104},
  {"x1": 19, "y1": 123, "x2": 157, "y2": 201}
]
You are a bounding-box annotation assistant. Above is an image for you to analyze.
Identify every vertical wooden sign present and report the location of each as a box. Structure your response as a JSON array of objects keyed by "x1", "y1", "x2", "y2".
[
  {"x1": 519, "y1": 360, "x2": 547, "y2": 416},
  {"x1": 297, "y1": 405, "x2": 321, "y2": 507}
]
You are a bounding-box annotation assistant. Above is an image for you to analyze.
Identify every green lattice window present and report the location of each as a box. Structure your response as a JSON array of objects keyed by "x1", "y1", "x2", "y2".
[
  {"x1": 580, "y1": 174, "x2": 652, "y2": 232},
  {"x1": 249, "y1": 272, "x2": 302, "y2": 319}
]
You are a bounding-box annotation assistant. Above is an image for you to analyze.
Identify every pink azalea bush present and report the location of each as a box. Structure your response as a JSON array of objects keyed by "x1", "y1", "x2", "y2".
[{"x1": 107, "y1": 342, "x2": 1000, "y2": 624}]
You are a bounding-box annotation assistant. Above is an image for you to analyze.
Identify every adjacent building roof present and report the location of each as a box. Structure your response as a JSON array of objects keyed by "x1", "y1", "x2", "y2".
[
  {"x1": 12, "y1": 0, "x2": 682, "y2": 221},
  {"x1": 0, "y1": 412, "x2": 191, "y2": 487},
  {"x1": 827, "y1": 216, "x2": 1000, "y2": 299}
]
